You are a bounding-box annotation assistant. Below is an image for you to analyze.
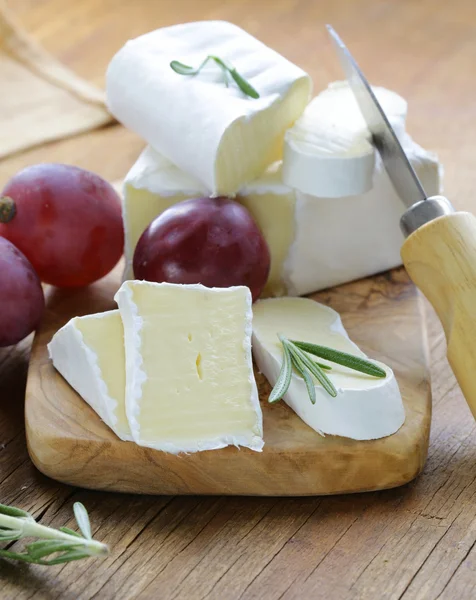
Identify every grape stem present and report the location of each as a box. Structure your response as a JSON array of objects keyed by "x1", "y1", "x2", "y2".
[{"x1": 0, "y1": 196, "x2": 16, "y2": 223}]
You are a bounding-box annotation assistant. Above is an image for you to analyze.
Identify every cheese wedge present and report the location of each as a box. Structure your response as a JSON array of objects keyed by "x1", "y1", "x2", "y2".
[
  {"x1": 106, "y1": 21, "x2": 311, "y2": 195},
  {"x1": 252, "y1": 298, "x2": 405, "y2": 440},
  {"x1": 48, "y1": 310, "x2": 132, "y2": 441},
  {"x1": 122, "y1": 128, "x2": 441, "y2": 296},
  {"x1": 114, "y1": 280, "x2": 263, "y2": 454},
  {"x1": 282, "y1": 81, "x2": 407, "y2": 197}
]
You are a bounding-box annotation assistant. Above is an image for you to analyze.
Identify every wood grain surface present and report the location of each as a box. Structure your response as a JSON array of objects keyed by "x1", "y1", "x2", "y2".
[
  {"x1": 1, "y1": 0, "x2": 476, "y2": 598},
  {"x1": 25, "y1": 267, "x2": 430, "y2": 496}
]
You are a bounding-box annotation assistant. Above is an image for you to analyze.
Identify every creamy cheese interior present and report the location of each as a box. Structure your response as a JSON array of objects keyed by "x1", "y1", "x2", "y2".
[
  {"x1": 115, "y1": 281, "x2": 263, "y2": 453},
  {"x1": 214, "y1": 77, "x2": 311, "y2": 194}
]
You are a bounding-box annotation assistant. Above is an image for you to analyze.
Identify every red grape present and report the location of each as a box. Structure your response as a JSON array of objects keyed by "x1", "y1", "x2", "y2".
[
  {"x1": 133, "y1": 197, "x2": 270, "y2": 302},
  {"x1": 0, "y1": 237, "x2": 45, "y2": 347},
  {"x1": 0, "y1": 164, "x2": 124, "y2": 287}
]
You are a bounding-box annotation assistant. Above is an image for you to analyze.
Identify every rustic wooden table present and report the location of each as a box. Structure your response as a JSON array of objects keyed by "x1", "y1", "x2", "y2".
[{"x1": 1, "y1": 0, "x2": 476, "y2": 598}]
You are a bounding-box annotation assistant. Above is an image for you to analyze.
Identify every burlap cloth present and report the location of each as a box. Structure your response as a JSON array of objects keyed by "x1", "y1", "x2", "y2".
[{"x1": 0, "y1": 0, "x2": 112, "y2": 159}]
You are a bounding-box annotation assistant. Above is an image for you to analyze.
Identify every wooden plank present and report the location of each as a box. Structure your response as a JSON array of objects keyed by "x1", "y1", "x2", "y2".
[{"x1": 1, "y1": 0, "x2": 476, "y2": 597}]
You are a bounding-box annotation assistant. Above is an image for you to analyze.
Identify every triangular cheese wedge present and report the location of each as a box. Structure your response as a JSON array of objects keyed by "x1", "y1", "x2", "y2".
[
  {"x1": 48, "y1": 310, "x2": 132, "y2": 441},
  {"x1": 115, "y1": 280, "x2": 264, "y2": 454}
]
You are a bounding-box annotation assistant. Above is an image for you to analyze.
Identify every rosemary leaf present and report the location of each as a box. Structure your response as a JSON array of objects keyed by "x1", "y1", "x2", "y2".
[
  {"x1": 170, "y1": 58, "x2": 208, "y2": 75},
  {"x1": 0, "y1": 530, "x2": 22, "y2": 542},
  {"x1": 0, "y1": 550, "x2": 41, "y2": 564},
  {"x1": 223, "y1": 67, "x2": 230, "y2": 88},
  {"x1": 290, "y1": 342, "x2": 338, "y2": 398},
  {"x1": 228, "y1": 69, "x2": 260, "y2": 99},
  {"x1": 0, "y1": 504, "x2": 30, "y2": 519},
  {"x1": 41, "y1": 549, "x2": 91, "y2": 566},
  {"x1": 292, "y1": 341, "x2": 386, "y2": 378},
  {"x1": 27, "y1": 540, "x2": 80, "y2": 561},
  {"x1": 73, "y1": 502, "x2": 92, "y2": 540},
  {"x1": 208, "y1": 55, "x2": 230, "y2": 71},
  {"x1": 59, "y1": 526, "x2": 83, "y2": 538},
  {"x1": 268, "y1": 334, "x2": 293, "y2": 403},
  {"x1": 287, "y1": 344, "x2": 316, "y2": 404},
  {"x1": 314, "y1": 361, "x2": 332, "y2": 371},
  {"x1": 170, "y1": 54, "x2": 260, "y2": 98}
]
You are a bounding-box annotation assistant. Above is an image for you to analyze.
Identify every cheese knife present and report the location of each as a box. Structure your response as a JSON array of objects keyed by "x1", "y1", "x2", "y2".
[{"x1": 327, "y1": 24, "x2": 476, "y2": 420}]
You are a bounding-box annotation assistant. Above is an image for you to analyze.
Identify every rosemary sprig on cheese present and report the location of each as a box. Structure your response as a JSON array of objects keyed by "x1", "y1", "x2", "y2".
[
  {"x1": 0, "y1": 502, "x2": 108, "y2": 565},
  {"x1": 269, "y1": 335, "x2": 386, "y2": 404},
  {"x1": 170, "y1": 55, "x2": 260, "y2": 98},
  {"x1": 292, "y1": 340, "x2": 387, "y2": 378}
]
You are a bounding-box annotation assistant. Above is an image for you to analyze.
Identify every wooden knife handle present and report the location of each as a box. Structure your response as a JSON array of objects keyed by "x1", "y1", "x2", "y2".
[{"x1": 401, "y1": 211, "x2": 476, "y2": 419}]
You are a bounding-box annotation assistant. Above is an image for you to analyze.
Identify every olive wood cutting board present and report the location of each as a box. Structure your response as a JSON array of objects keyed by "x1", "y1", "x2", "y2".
[{"x1": 25, "y1": 266, "x2": 431, "y2": 496}]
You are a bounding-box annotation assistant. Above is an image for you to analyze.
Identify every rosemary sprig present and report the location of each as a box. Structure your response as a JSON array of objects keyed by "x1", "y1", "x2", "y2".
[
  {"x1": 0, "y1": 501, "x2": 108, "y2": 565},
  {"x1": 269, "y1": 335, "x2": 386, "y2": 405},
  {"x1": 287, "y1": 341, "x2": 337, "y2": 398},
  {"x1": 288, "y1": 345, "x2": 317, "y2": 405},
  {"x1": 170, "y1": 55, "x2": 260, "y2": 99},
  {"x1": 292, "y1": 340, "x2": 386, "y2": 378},
  {"x1": 268, "y1": 335, "x2": 293, "y2": 403}
]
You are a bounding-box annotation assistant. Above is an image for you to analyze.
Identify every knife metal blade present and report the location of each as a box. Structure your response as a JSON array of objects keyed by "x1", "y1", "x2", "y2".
[{"x1": 326, "y1": 24, "x2": 427, "y2": 208}]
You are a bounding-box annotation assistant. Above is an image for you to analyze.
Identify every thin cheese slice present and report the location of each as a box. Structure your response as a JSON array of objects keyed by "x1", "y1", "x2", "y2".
[
  {"x1": 106, "y1": 21, "x2": 311, "y2": 195},
  {"x1": 114, "y1": 280, "x2": 263, "y2": 454},
  {"x1": 282, "y1": 81, "x2": 408, "y2": 197},
  {"x1": 48, "y1": 310, "x2": 131, "y2": 441},
  {"x1": 252, "y1": 297, "x2": 405, "y2": 440}
]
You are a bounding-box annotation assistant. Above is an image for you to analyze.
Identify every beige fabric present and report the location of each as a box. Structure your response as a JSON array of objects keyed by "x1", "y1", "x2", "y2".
[{"x1": 0, "y1": 1, "x2": 112, "y2": 159}]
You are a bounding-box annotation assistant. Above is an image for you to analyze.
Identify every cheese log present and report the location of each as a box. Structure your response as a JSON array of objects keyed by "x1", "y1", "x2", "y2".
[
  {"x1": 282, "y1": 81, "x2": 408, "y2": 197},
  {"x1": 122, "y1": 147, "x2": 295, "y2": 298},
  {"x1": 114, "y1": 280, "x2": 264, "y2": 454},
  {"x1": 48, "y1": 310, "x2": 132, "y2": 441},
  {"x1": 284, "y1": 132, "x2": 442, "y2": 295},
  {"x1": 252, "y1": 298, "x2": 405, "y2": 440},
  {"x1": 106, "y1": 21, "x2": 311, "y2": 196},
  {"x1": 122, "y1": 130, "x2": 441, "y2": 296}
]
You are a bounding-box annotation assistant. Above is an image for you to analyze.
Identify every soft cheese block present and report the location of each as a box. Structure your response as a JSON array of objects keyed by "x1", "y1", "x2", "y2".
[
  {"x1": 284, "y1": 133, "x2": 442, "y2": 295},
  {"x1": 252, "y1": 298, "x2": 405, "y2": 440},
  {"x1": 106, "y1": 21, "x2": 311, "y2": 195},
  {"x1": 48, "y1": 310, "x2": 132, "y2": 441},
  {"x1": 282, "y1": 81, "x2": 408, "y2": 197},
  {"x1": 122, "y1": 129, "x2": 441, "y2": 296},
  {"x1": 114, "y1": 280, "x2": 264, "y2": 454}
]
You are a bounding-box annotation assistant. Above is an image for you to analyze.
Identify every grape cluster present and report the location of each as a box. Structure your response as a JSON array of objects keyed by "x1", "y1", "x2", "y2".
[{"x1": 0, "y1": 164, "x2": 123, "y2": 347}]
